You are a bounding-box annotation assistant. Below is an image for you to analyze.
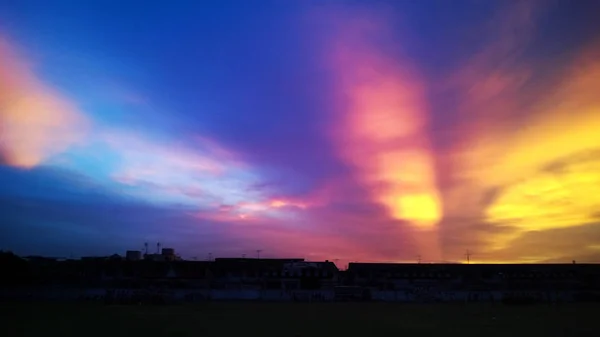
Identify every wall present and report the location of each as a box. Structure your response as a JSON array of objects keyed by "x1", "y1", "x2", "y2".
[{"x1": 1, "y1": 286, "x2": 589, "y2": 303}]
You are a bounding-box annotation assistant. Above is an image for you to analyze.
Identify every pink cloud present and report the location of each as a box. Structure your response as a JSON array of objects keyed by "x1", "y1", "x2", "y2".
[
  {"x1": 0, "y1": 37, "x2": 88, "y2": 168},
  {"x1": 315, "y1": 6, "x2": 442, "y2": 259}
]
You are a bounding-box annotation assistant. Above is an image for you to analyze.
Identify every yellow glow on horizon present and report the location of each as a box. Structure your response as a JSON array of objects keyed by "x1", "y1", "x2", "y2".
[{"x1": 459, "y1": 259, "x2": 543, "y2": 264}]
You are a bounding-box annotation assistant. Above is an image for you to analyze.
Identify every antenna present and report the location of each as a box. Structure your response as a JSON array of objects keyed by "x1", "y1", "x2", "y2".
[
  {"x1": 156, "y1": 242, "x2": 161, "y2": 254},
  {"x1": 256, "y1": 249, "x2": 262, "y2": 259},
  {"x1": 207, "y1": 252, "x2": 212, "y2": 261},
  {"x1": 144, "y1": 242, "x2": 148, "y2": 255},
  {"x1": 465, "y1": 250, "x2": 472, "y2": 264},
  {"x1": 417, "y1": 255, "x2": 421, "y2": 264}
]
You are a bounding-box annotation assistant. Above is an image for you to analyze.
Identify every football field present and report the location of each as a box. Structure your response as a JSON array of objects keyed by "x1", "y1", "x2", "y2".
[{"x1": 2, "y1": 302, "x2": 597, "y2": 337}]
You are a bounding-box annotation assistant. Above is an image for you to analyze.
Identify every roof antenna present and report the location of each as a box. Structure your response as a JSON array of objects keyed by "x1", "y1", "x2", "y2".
[
  {"x1": 465, "y1": 250, "x2": 472, "y2": 264},
  {"x1": 256, "y1": 249, "x2": 262, "y2": 259}
]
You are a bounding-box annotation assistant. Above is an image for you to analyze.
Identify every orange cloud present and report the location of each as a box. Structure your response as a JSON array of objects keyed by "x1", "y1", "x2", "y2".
[
  {"x1": 196, "y1": 197, "x2": 309, "y2": 224},
  {"x1": 0, "y1": 37, "x2": 88, "y2": 168},
  {"x1": 269, "y1": 199, "x2": 307, "y2": 209},
  {"x1": 322, "y1": 8, "x2": 442, "y2": 258}
]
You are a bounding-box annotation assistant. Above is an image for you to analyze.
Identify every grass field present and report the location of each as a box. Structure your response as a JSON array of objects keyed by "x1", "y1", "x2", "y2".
[{"x1": 2, "y1": 302, "x2": 598, "y2": 337}]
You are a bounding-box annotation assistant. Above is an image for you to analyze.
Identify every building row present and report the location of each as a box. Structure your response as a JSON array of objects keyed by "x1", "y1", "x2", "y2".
[{"x1": 4, "y1": 251, "x2": 600, "y2": 303}]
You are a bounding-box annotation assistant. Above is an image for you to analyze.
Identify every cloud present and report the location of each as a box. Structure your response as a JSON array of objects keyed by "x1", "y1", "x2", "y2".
[
  {"x1": 316, "y1": 5, "x2": 443, "y2": 259},
  {"x1": 478, "y1": 47, "x2": 600, "y2": 250},
  {"x1": 0, "y1": 193, "x2": 218, "y2": 258},
  {"x1": 191, "y1": 204, "x2": 414, "y2": 266},
  {"x1": 0, "y1": 36, "x2": 308, "y2": 226},
  {"x1": 3, "y1": 1, "x2": 600, "y2": 265},
  {"x1": 0, "y1": 37, "x2": 88, "y2": 168},
  {"x1": 439, "y1": 1, "x2": 600, "y2": 261},
  {"x1": 0, "y1": 164, "x2": 416, "y2": 266},
  {"x1": 194, "y1": 198, "x2": 308, "y2": 224},
  {"x1": 322, "y1": 8, "x2": 441, "y2": 226},
  {"x1": 0, "y1": 165, "x2": 215, "y2": 256},
  {"x1": 42, "y1": 128, "x2": 271, "y2": 211}
]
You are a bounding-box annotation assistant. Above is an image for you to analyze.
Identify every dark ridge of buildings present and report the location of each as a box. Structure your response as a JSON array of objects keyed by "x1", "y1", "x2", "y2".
[{"x1": 1, "y1": 250, "x2": 599, "y2": 303}]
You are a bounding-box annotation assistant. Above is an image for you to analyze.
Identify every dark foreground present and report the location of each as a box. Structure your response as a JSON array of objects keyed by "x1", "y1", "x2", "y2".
[{"x1": 1, "y1": 302, "x2": 598, "y2": 337}]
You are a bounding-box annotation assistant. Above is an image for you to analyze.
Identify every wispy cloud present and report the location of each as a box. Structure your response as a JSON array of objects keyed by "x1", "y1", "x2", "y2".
[
  {"x1": 439, "y1": 1, "x2": 600, "y2": 262},
  {"x1": 69, "y1": 129, "x2": 267, "y2": 209},
  {"x1": 478, "y1": 44, "x2": 600, "y2": 251},
  {"x1": 0, "y1": 37, "x2": 88, "y2": 168}
]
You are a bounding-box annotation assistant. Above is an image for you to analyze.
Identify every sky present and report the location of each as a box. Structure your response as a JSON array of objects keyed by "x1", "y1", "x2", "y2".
[{"x1": 1, "y1": 0, "x2": 600, "y2": 266}]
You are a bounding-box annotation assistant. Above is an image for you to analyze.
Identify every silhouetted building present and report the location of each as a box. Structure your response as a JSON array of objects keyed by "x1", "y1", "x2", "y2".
[
  {"x1": 161, "y1": 248, "x2": 178, "y2": 261},
  {"x1": 5, "y1": 252, "x2": 600, "y2": 303},
  {"x1": 126, "y1": 250, "x2": 142, "y2": 261},
  {"x1": 144, "y1": 254, "x2": 165, "y2": 262}
]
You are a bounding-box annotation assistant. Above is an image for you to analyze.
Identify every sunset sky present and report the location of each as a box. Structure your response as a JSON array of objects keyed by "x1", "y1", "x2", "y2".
[{"x1": 2, "y1": 0, "x2": 600, "y2": 266}]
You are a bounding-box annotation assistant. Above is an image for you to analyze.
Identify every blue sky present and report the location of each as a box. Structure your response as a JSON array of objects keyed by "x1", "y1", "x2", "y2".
[{"x1": 1, "y1": 0, "x2": 600, "y2": 265}]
